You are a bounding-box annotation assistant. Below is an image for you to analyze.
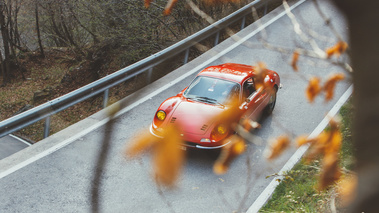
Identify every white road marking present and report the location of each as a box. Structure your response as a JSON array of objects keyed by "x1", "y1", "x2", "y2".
[
  {"x1": 0, "y1": 0, "x2": 306, "y2": 179},
  {"x1": 247, "y1": 84, "x2": 353, "y2": 213},
  {"x1": 9, "y1": 134, "x2": 32, "y2": 146}
]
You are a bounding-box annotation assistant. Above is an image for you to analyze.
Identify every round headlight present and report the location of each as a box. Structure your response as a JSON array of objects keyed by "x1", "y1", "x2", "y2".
[
  {"x1": 156, "y1": 110, "x2": 166, "y2": 121},
  {"x1": 217, "y1": 124, "x2": 227, "y2": 135}
]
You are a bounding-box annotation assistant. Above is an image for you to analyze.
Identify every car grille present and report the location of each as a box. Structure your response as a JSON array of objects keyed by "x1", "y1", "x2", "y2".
[{"x1": 200, "y1": 124, "x2": 208, "y2": 131}]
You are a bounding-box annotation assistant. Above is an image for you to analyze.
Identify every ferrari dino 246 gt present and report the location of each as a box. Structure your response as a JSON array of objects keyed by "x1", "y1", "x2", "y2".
[{"x1": 150, "y1": 63, "x2": 280, "y2": 149}]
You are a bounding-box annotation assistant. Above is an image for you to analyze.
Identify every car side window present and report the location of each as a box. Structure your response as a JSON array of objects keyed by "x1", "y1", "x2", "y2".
[{"x1": 243, "y1": 78, "x2": 256, "y2": 98}]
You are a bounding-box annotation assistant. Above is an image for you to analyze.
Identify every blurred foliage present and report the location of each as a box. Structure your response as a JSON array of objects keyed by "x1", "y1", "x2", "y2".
[{"x1": 261, "y1": 100, "x2": 355, "y2": 212}]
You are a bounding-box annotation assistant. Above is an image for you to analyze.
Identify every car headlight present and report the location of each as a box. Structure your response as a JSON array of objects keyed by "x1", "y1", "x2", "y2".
[
  {"x1": 217, "y1": 124, "x2": 227, "y2": 135},
  {"x1": 156, "y1": 110, "x2": 166, "y2": 121},
  {"x1": 211, "y1": 124, "x2": 228, "y2": 141}
]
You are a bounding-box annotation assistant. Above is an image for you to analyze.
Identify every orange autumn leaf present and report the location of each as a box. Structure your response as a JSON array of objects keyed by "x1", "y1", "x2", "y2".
[
  {"x1": 209, "y1": 96, "x2": 243, "y2": 134},
  {"x1": 337, "y1": 174, "x2": 358, "y2": 206},
  {"x1": 326, "y1": 41, "x2": 348, "y2": 58},
  {"x1": 318, "y1": 153, "x2": 341, "y2": 190},
  {"x1": 291, "y1": 51, "x2": 300, "y2": 71},
  {"x1": 254, "y1": 62, "x2": 269, "y2": 90},
  {"x1": 163, "y1": 0, "x2": 178, "y2": 15},
  {"x1": 306, "y1": 77, "x2": 321, "y2": 103},
  {"x1": 144, "y1": 0, "x2": 154, "y2": 8},
  {"x1": 302, "y1": 119, "x2": 342, "y2": 162},
  {"x1": 264, "y1": 135, "x2": 290, "y2": 160},
  {"x1": 297, "y1": 119, "x2": 343, "y2": 189},
  {"x1": 324, "y1": 119, "x2": 342, "y2": 155},
  {"x1": 323, "y1": 73, "x2": 345, "y2": 101},
  {"x1": 125, "y1": 126, "x2": 185, "y2": 187},
  {"x1": 295, "y1": 135, "x2": 315, "y2": 147},
  {"x1": 241, "y1": 119, "x2": 261, "y2": 131},
  {"x1": 213, "y1": 135, "x2": 246, "y2": 175},
  {"x1": 125, "y1": 132, "x2": 158, "y2": 158},
  {"x1": 153, "y1": 126, "x2": 185, "y2": 186}
]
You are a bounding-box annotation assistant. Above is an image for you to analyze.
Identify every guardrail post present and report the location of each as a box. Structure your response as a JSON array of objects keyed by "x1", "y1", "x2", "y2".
[
  {"x1": 43, "y1": 116, "x2": 51, "y2": 138},
  {"x1": 103, "y1": 89, "x2": 109, "y2": 108},
  {"x1": 240, "y1": 16, "x2": 246, "y2": 30},
  {"x1": 147, "y1": 67, "x2": 153, "y2": 83},
  {"x1": 183, "y1": 48, "x2": 190, "y2": 64},
  {"x1": 214, "y1": 31, "x2": 220, "y2": 46},
  {"x1": 264, "y1": 2, "x2": 268, "y2": 15}
]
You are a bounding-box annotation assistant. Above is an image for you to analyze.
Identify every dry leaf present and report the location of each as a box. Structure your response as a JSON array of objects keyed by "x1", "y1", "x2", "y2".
[
  {"x1": 125, "y1": 132, "x2": 158, "y2": 158},
  {"x1": 303, "y1": 119, "x2": 342, "y2": 162},
  {"x1": 264, "y1": 135, "x2": 290, "y2": 160},
  {"x1": 241, "y1": 119, "x2": 261, "y2": 131},
  {"x1": 337, "y1": 174, "x2": 357, "y2": 206},
  {"x1": 125, "y1": 126, "x2": 185, "y2": 187},
  {"x1": 326, "y1": 41, "x2": 348, "y2": 58},
  {"x1": 318, "y1": 153, "x2": 341, "y2": 190},
  {"x1": 163, "y1": 0, "x2": 178, "y2": 15},
  {"x1": 153, "y1": 126, "x2": 185, "y2": 186},
  {"x1": 144, "y1": 0, "x2": 154, "y2": 8},
  {"x1": 306, "y1": 77, "x2": 321, "y2": 103},
  {"x1": 323, "y1": 73, "x2": 345, "y2": 101},
  {"x1": 297, "y1": 119, "x2": 343, "y2": 189},
  {"x1": 213, "y1": 135, "x2": 246, "y2": 175},
  {"x1": 254, "y1": 62, "x2": 269, "y2": 90},
  {"x1": 291, "y1": 51, "x2": 300, "y2": 71},
  {"x1": 296, "y1": 135, "x2": 313, "y2": 147}
]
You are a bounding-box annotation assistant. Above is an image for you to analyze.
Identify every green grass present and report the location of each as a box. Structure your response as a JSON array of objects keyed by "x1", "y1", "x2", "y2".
[
  {"x1": 259, "y1": 100, "x2": 355, "y2": 213},
  {"x1": 260, "y1": 161, "x2": 332, "y2": 212}
]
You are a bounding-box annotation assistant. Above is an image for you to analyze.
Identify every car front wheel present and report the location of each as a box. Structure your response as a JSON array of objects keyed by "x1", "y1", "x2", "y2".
[{"x1": 265, "y1": 87, "x2": 277, "y2": 115}]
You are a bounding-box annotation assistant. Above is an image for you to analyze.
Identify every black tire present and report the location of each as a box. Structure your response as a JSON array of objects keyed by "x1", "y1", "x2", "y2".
[{"x1": 264, "y1": 87, "x2": 277, "y2": 115}]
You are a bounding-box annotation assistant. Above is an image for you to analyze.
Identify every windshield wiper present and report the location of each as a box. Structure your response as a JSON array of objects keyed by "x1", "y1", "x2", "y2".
[{"x1": 194, "y1": 96, "x2": 225, "y2": 107}]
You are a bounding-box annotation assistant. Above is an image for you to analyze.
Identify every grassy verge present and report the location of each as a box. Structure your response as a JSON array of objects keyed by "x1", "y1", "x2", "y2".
[{"x1": 259, "y1": 100, "x2": 355, "y2": 212}]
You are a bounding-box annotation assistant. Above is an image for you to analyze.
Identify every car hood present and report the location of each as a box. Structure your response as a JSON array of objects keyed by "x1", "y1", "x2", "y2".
[{"x1": 168, "y1": 100, "x2": 224, "y2": 135}]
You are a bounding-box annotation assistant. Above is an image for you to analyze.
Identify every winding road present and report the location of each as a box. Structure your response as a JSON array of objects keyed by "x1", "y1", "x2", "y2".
[{"x1": 0, "y1": 0, "x2": 351, "y2": 212}]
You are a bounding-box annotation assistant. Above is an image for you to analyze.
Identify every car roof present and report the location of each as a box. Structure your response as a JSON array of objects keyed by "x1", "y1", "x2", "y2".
[{"x1": 197, "y1": 63, "x2": 255, "y2": 84}]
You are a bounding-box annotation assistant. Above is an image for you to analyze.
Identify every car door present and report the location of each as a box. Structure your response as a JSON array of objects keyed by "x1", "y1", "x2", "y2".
[{"x1": 241, "y1": 78, "x2": 270, "y2": 121}]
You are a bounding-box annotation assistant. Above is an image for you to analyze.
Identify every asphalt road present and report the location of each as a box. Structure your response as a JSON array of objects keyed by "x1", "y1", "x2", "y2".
[
  {"x1": 0, "y1": 135, "x2": 31, "y2": 160},
  {"x1": 0, "y1": 0, "x2": 351, "y2": 212}
]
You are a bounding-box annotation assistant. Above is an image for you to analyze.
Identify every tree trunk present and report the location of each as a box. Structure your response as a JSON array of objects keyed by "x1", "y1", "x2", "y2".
[
  {"x1": 35, "y1": 1, "x2": 45, "y2": 57},
  {"x1": 0, "y1": 2, "x2": 11, "y2": 85},
  {"x1": 331, "y1": 0, "x2": 379, "y2": 212}
]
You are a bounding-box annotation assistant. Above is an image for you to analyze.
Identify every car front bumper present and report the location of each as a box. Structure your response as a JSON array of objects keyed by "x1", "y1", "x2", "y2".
[{"x1": 149, "y1": 125, "x2": 231, "y2": 150}]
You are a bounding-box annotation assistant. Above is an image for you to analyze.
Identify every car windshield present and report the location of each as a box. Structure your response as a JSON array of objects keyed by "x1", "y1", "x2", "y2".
[{"x1": 183, "y1": 76, "x2": 240, "y2": 106}]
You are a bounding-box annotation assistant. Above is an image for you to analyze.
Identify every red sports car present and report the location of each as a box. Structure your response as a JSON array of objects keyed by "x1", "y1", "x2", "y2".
[{"x1": 150, "y1": 63, "x2": 281, "y2": 149}]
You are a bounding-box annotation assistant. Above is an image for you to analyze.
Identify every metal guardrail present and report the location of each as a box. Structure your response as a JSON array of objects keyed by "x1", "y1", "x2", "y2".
[{"x1": 0, "y1": 0, "x2": 278, "y2": 139}]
